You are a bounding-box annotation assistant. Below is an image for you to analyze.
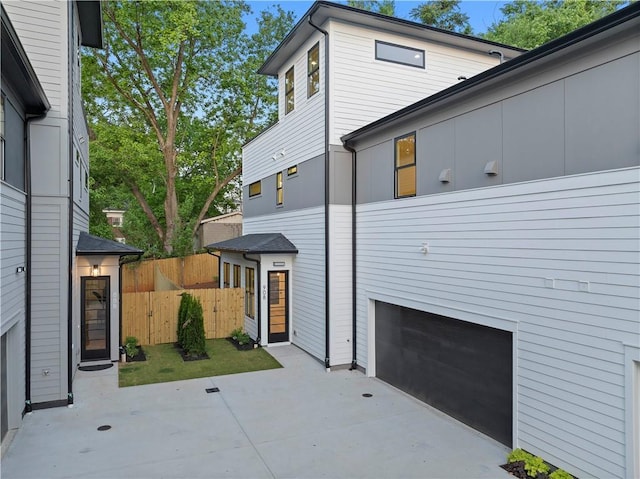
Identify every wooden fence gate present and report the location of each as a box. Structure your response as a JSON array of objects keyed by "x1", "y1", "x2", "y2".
[{"x1": 122, "y1": 288, "x2": 244, "y2": 345}]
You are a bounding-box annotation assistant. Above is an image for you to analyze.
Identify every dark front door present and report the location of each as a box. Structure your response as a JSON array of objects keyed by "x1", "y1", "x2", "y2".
[
  {"x1": 375, "y1": 301, "x2": 513, "y2": 446},
  {"x1": 81, "y1": 277, "x2": 110, "y2": 361},
  {"x1": 268, "y1": 271, "x2": 289, "y2": 343}
]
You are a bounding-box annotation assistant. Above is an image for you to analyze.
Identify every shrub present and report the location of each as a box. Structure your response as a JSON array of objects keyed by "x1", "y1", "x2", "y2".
[
  {"x1": 549, "y1": 469, "x2": 573, "y2": 479},
  {"x1": 524, "y1": 456, "x2": 550, "y2": 478},
  {"x1": 508, "y1": 449, "x2": 533, "y2": 464},
  {"x1": 177, "y1": 294, "x2": 206, "y2": 356},
  {"x1": 124, "y1": 336, "x2": 138, "y2": 358},
  {"x1": 230, "y1": 327, "x2": 251, "y2": 346}
]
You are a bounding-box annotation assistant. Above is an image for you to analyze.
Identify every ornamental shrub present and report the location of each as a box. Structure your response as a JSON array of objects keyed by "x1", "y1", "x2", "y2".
[
  {"x1": 177, "y1": 293, "x2": 191, "y2": 346},
  {"x1": 179, "y1": 294, "x2": 206, "y2": 356},
  {"x1": 524, "y1": 455, "x2": 550, "y2": 478},
  {"x1": 508, "y1": 449, "x2": 533, "y2": 464},
  {"x1": 549, "y1": 469, "x2": 573, "y2": 479}
]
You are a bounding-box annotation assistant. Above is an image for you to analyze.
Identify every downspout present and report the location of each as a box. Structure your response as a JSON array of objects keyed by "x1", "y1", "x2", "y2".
[
  {"x1": 206, "y1": 249, "x2": 222, "y2": 288},
  {"x1": 66, "y1": 0, "x2": 75, "y2": 405},
  {"x1": 24, "y1": 111, "x2": 49, "y2": 414},
  {"x1": 343, "y1": 141, "x2": 357, "y2": 371},
  {"x1": 308, "y1": 14, "x2": 331, "y2": 370},
  {"x1": 243, "y1": 254, "x2": 261, "y2": 345}
]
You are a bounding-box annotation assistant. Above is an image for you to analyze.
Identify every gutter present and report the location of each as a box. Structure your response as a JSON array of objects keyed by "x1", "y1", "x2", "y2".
[
  {"x1": 342, "y1": 142, "x2": 358, "y2": 371},
  {"x1": 308, "y1": 13, "x2": 331, "y2": 370},
  {"x1": 243, "y1": 254, "x2": 261, "y2": 345}
]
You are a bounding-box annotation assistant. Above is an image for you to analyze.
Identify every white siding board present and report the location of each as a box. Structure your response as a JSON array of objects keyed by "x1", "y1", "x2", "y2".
[
  {"x1": 355, "y1": 168, "x2": 638, "y2": 479},
  {"x1": 245, "y1": 207, "x2": 326, "y2": 361}
]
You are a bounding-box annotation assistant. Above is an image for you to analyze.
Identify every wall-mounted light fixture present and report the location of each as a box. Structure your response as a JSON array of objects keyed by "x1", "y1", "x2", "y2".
[
  {"x1": 91, "y1": 264, "x2": 100, "y2": 277},
  {"x1": 16, "y1": 266, "x2": 26, "y2": 273},
  {"x1": 484, "y1": 160, "x2": 499, "y2": 176}
]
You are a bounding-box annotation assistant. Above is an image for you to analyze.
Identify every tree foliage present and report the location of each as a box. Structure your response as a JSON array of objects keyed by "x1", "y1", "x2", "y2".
[
  {"x1": 84, "y1": 1, "x2": 294, "y2": 255},
  {"x1": 347, "y1": 0, "x2": 396, "y2": 16},
  {"x1": 483, "y1": 0, "x2": 627, "y2": 49},
  {"x1": 410, "y1": 0, "x2": 472, "y2": 34}
]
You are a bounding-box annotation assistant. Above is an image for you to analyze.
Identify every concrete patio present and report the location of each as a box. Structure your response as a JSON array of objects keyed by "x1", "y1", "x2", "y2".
[{"x1": 1, "y1": 345, "x2": 510, "y2": 478}]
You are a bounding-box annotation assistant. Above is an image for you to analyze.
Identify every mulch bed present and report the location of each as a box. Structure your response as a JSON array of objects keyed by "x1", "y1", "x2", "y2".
[
  {"x1": 126, "y1": 346, "x2": 146, "y2": 362},
  {"x1": 501, "y1": 461, "x2": 575, "y2": 479},
  {"x1": 173, "y1": 343, "x2": 210, "y2": 361},
  {"x1": 226, "y1": 337, "x2": 256, "y2": 351}
]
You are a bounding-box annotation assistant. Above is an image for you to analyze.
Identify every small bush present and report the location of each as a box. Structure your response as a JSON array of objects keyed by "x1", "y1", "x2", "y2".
[
  {"x1": 177, "y1": 293, "x2": 206, "y2": 356},
  {"x1": 524, "y1": 456, "x2": 550, "y2": 478},
  {"x1": 508, "y1": 449, "x2": 533, "y2": 464},
  {"x1": 230, "y1": 327, "x2": 251, "y2": 345},
  {"x1": 124, "y1": 336, "x2": 138, "y2": 358},
  {"x1": 549, "y1": 469, "x2": 573, "y2": 479}
]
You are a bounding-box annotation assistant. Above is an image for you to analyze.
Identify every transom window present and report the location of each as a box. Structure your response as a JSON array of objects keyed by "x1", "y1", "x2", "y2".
[
  {"x1": 307, "y1": 43, "x2": 320, "y2": 97},
  {"x1": 249, "y1": 180, "x2": 261, "y2": 197},
  {"x1": 395, "y1": 133, "x2": 416, "y2": 198},
  {"x1": 285, "y1": 66, "x2": 295, "y2": 114},
  {"x1": 376, "y1": 40, "x2": 425, "y2": 69},
  {"x1": 276, "y1": 172, "x2": 283, "y2": 206},
  {"x1": 245, "y1": 267, "x2": 255, "y2": 319}
]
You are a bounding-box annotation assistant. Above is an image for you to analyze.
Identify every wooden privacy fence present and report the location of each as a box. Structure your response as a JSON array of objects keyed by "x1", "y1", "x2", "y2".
[
  {"x1": 122, "y1": 253, "x2": 219, "y2": 293},
  {"x1": 122, "y1": 288, "x2": 244, "y2": 345}
]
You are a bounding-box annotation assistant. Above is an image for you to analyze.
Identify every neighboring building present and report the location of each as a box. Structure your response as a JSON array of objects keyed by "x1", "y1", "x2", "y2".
[
  {"x1": 194, "y1": 211, "x2": 242, "y2": 250},
  {"x1": 210, "y1": 0, "x2": 522, "y2": 362},
  {"x1": 1, "y1": 0, "x2": 141, "y2": 448},
  {"x1": 103, "y1": 208, "x2": 126, "y2": 243},
  {"x1": 210, "y1": 2, "x2": 640, "y2": 478}
]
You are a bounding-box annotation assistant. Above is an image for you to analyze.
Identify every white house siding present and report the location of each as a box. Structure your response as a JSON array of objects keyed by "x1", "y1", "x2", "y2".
[
  {"x1": 328, "y1": 205, "x2": 352, "y2": 366},
  {"x1": 3, "y1": 1, "x2": 68, "y2": 116},
  {"x1": 243, "y1": 32, "x2": 325, "y2": 185},
  {"x1": 329, "y1": 22, "x2": 498, "y2": 144},
  {"x1": 0, "y1": 184, "x2": 27, "y2": 431},
  {"x1": 71, "y1": 207, "x2": 89, "y2": 369},
  {"x1": 355, "y1": 168, "x2": 640, "y2": 479},
  {"x1": 245, "y1": 206, "x2": 326, "y2": 362},
  {"x1": 29, "y1": 198, "x2": 69, "y2": 403}
]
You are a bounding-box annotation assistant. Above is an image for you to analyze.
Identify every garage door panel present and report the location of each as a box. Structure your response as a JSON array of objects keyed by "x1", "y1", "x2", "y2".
[{"x1": 375, "y1": 301, "x2": 513, "y2": 446}]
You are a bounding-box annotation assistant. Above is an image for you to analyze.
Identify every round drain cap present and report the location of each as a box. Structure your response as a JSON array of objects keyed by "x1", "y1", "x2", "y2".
[
  {"x1": 362, "y1": 393, "x2": 373, "y2": 398},
  {"x1": 97, "y1": 425, "x2": 111, "y2": 431}
]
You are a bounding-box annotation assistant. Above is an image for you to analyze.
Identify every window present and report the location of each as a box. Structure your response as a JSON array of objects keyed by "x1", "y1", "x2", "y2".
[
  {"x1": 395, "y1": 133, "x2": 416, "y2": 198},
  {"x1": 287, "y1": 165, "x2": 298, "y2": 176},
  {"x1": 249, "y1": 180, "x2": 261, "y2": 197},
  {"x1": 223, "y1": 262, "x2": 230, "y2": 288},
  {"x1": 375, "y1": 40, "x2": 425, "y2": 69},
  {"x1": 307, "y1": 43, "x2": 320, "y2": 98},
  {"x1": 276, "y1": 172, "x2": 283, "y2": 206},
  {"x1": 245, "y1": 267, "x2": 255, "y2": 319},
  {"x1": 285, "y1": 66, "x2": 295, "y2": 114},
  {"x1": 0, "y1": 95, "x2": 4, "y2": 181},
  {"x1": 233, "y1": 264, "x2": 241, "y2": 288}
]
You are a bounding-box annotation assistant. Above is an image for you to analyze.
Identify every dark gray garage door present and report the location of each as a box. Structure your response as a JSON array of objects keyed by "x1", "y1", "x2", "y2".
[{"x1": 375, "y1": 301, "x2": 512, "y2": 446}]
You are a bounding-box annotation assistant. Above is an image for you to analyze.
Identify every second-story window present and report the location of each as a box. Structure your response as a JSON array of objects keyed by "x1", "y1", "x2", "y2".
[
  {"x1": 395, "y1": 133, "x2": 416, "y2": 198},
  {"x1": 307, "y1": 43, "x2": 320, "y2": 98},
  {"x1": 287, "y1": 165, "x2": 298, "y2": 176},
  {"x1": 249, "y1": 180, "x2": 261, "y2": 197},
  {"x1": 276, "y1": 171, "x2": 283, "y2": 206},
  {"x1": 285, "y1": 67, "x2": 295, "y2": 114},
  {"x1": 376, "y1": 40, "x2": 425, "y2": 69}
]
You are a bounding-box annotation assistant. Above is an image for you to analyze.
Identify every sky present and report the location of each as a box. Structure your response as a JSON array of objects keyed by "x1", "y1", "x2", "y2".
[{"x1": 246, "y1": 0, "x2": 509, "y2": 35}]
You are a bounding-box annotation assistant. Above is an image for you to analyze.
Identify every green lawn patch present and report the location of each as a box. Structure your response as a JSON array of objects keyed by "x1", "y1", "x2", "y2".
[{"x1": 118, "y1": 338, "x2": 282, "y2": 387}]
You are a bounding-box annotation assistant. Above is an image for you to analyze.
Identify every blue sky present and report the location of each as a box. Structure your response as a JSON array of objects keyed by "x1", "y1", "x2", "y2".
[{"x1": 246, "y1": 1, "x2": 508, "y2": 35}]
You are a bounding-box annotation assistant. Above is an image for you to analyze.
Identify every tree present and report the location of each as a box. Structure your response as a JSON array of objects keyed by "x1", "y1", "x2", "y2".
[
  {"x1": 483, "y1": 0, "x2": 627, "y2": 49},
  {"x1": 410, "y1": 0, "x2": 472, "y2": 34},
  {"x1": 347, "y1": 0, "x2": 396, "y2": 16},
  {"x1": 83, "y1": 1, "x2": 294, "y2": 254}
]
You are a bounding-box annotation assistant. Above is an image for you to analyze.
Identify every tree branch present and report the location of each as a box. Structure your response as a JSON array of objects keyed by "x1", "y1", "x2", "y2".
[
  {"x1": 191, "y1": 165, "x2": 242, "y2": 238},
  {"x1": 129, "y1": 182, "x2": 165, "y2": 244}
]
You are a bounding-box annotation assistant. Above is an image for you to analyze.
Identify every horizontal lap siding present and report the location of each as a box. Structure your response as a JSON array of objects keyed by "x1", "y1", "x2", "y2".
[
  {"x1": 245, "y1": 207, "x2": 325, "y2": 361},
  {"x1": 329, "y1": 205, "x2": 352, "y2": 365},
  {"x1": 355, "y1": 168, "x2": 639, "y2": 479},
  {"x1": 330, "y1": 24, "x2": 497, "y2": 144},
  {"x1": 1, "y1": 186, "x2": 27, "y2": 333}
]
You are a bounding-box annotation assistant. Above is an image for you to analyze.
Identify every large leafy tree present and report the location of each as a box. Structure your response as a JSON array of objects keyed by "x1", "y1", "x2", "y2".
[
  {"x1": 347, "y1": 0, "x2": 396, "y2": 16},
  {"x1": 410, "y1": 0, "x2": 472, "y2": 34},
  {"x1": 84, "y1": 1, "x2": 293, "y2": 255},
  {"x1": 483, "y1": 0, "x2": 627, "y2": 49}
]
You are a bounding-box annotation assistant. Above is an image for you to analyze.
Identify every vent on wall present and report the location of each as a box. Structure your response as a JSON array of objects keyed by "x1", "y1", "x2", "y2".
[
  {"x1": 438, "y1": 168, "x2": 451, "y2": 183},
  {"x1": 484, "y1": 160, "x2": 499, "y2": 176}
]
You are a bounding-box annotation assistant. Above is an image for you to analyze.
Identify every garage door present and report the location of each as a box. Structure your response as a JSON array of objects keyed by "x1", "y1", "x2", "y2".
[{"x1": 375, "y1": 301, "x2": 512, "y2": 446}]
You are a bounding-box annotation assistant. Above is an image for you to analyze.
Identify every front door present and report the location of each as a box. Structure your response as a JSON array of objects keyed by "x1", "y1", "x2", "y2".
[
  {"x1": 81, "y1": 277, "x2": 110, "y2": 361},
  {"x1": 268, "y1": 271, "x2": 289, "y2": 343}
]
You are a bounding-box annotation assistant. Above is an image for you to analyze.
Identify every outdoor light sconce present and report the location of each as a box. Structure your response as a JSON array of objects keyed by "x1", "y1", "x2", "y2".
[
  {"x1": 91, "y1": 264, "x2": 100, "y2": 277},
  {"x1": 16, "y1": 266, "x2": 25, "y2": 273},
  {"x1": 484, "y1": 160, "x2": 499, "y2": 176}
]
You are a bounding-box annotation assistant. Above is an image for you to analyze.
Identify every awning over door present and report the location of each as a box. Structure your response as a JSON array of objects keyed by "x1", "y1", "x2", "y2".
[
  {"x1": 76, "y1": 231, "x2": 143, "y2": 257},
  {"x1": 206, "y1": 233, "x2": 298, "y2": 255}
]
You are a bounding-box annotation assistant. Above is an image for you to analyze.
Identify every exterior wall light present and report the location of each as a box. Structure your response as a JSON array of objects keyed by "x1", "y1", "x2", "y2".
[{"x1": 91, "y1": 264, "x2": 100, "y2": 277}]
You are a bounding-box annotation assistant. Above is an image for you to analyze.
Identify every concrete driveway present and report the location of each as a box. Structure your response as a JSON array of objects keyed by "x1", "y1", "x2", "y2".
[{"x1": 1, "y1": 345, "x2": 510, "y2": 478}]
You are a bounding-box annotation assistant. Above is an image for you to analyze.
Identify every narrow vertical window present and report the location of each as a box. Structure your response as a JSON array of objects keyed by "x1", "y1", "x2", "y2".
[
  {"x1": 276, "y1": 171, "x2": 283, "y2": 206},
  {"x1": 223, "y1": 262, "x2": 230, "y2": 288},
  {"x1": 245, "y1": 267, "x2": 255, "y2": 319},
  {"x1": 395, "y1": 133, "x2": 416, "y2": 198},
  {"x1": 307, "y1": 43, "x2": 320, "y2": 98},
  {"x1": 285, "y1": 66, "x2": 295, "y2": 114},
  {"x1": 0, "y1": 95, "x2": 4, "y2": 181},
  {"x1": 233, "y1": 264, "x2": 241, "y2": 288}
]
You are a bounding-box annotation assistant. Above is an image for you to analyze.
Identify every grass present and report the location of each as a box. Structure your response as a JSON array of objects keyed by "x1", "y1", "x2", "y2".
[{"x1": 118, "y1": 338, "x2": 282, "y2": 387}]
